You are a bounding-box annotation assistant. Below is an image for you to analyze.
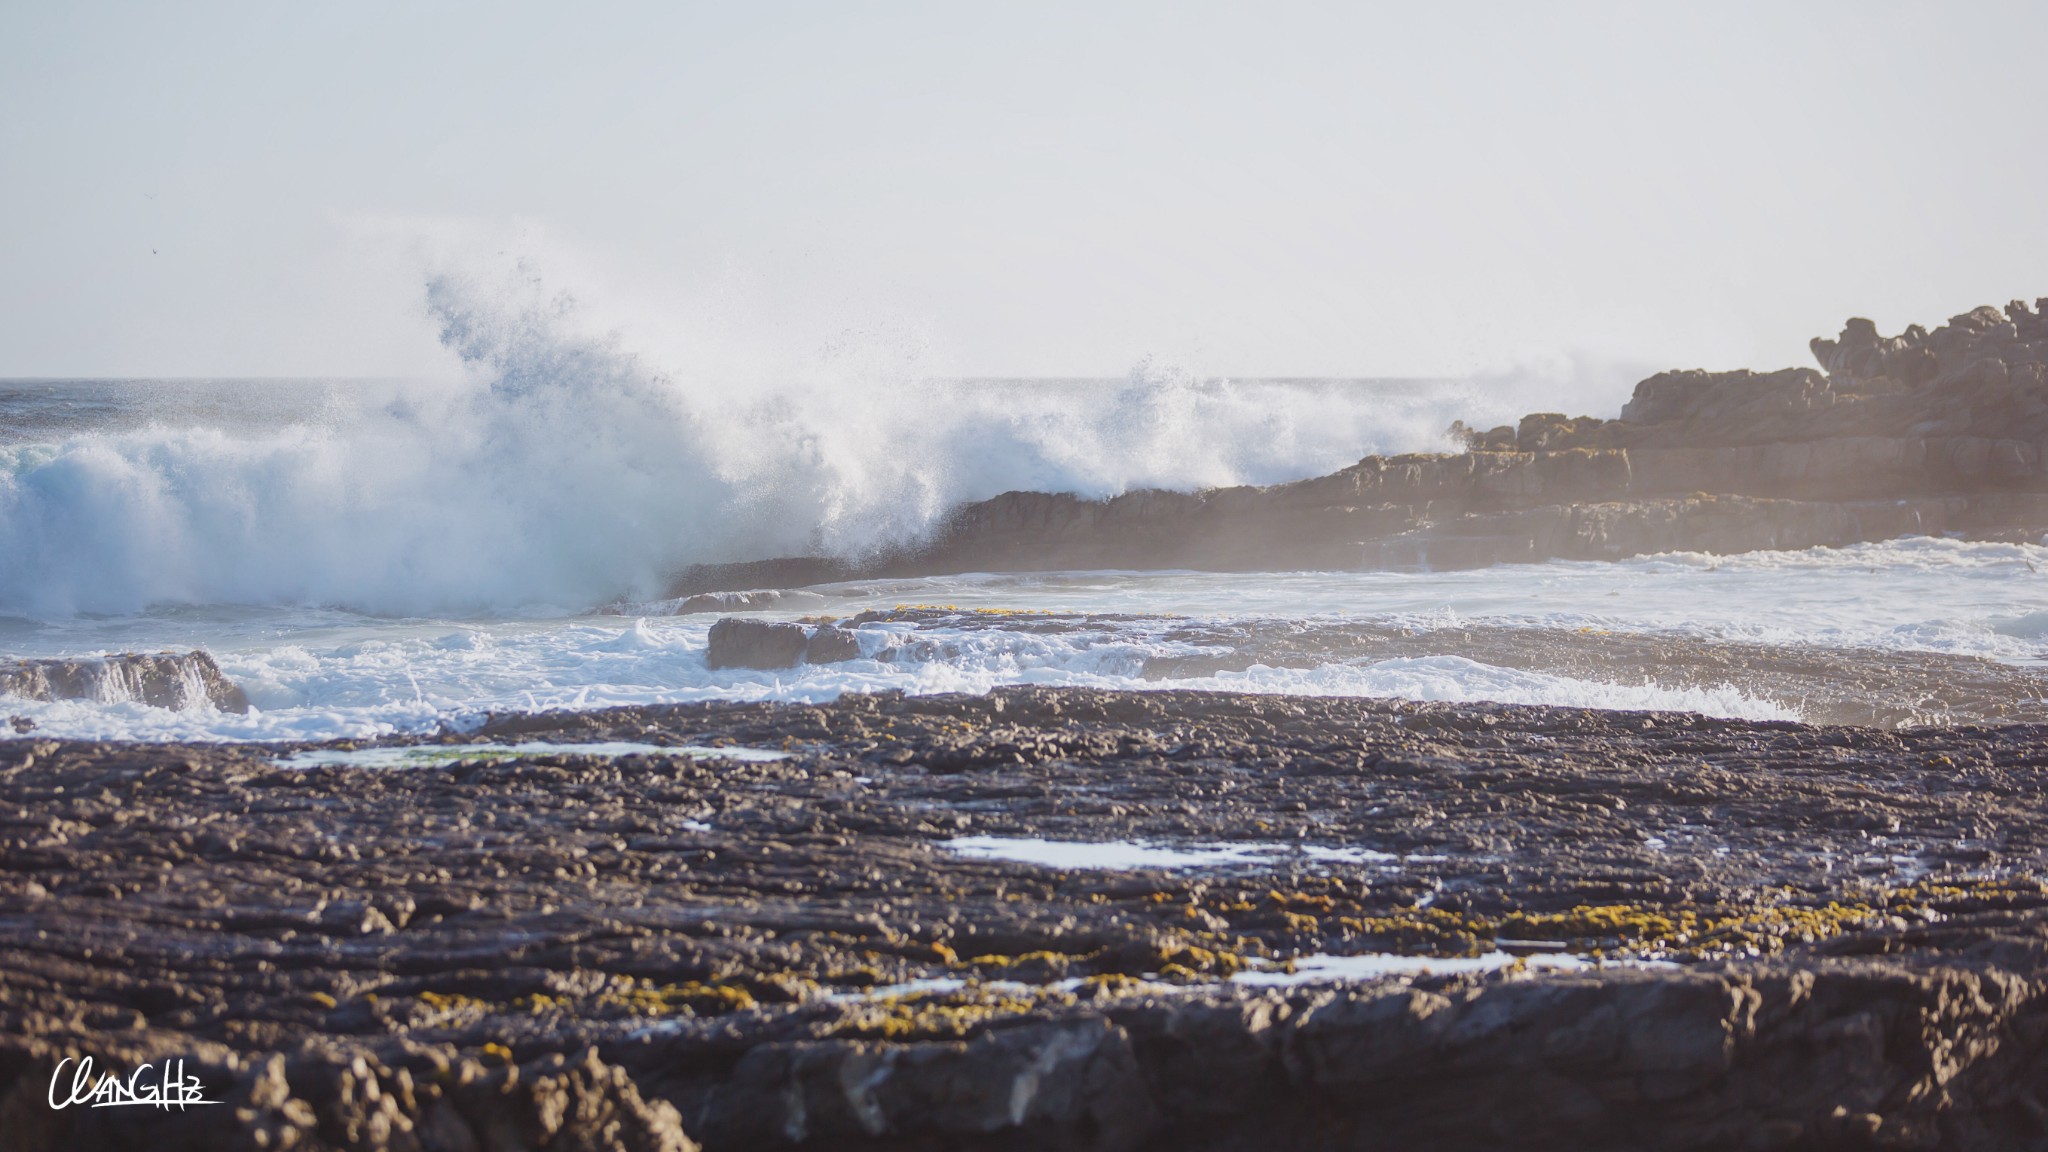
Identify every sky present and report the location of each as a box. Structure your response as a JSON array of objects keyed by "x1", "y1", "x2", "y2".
[{"x1": 2, "y1": 1, "x2": 2046, "y2": 383}]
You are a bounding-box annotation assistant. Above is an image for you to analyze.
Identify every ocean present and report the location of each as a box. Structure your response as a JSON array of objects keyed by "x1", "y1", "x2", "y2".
[{"x1": 5, "y1": 369, "x2": 2048, "y2": 744}]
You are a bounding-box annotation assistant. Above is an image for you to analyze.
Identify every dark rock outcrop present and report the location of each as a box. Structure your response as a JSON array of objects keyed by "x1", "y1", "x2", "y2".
[
  {"x1": 665, "y1": 557, "x2": 858, "y2": 598},
  {"x1": 0, "y1": 651, "x2": 250, "y2": 713},
  {"x1": 706, "y1": 618, "x2": 868, "y2": 669},
  {"x1": 704, "y1": 618, "x2": 811, "y2": 669},
  {"x1": 663, "y1": 296, "x2": 2048, "y2": 592},
  {"x1": 675, "y1": 963, "x2": 2048, "y2": 1151},
  {"x1": 598, "y1": 587, "x2": 831, "y2": 618},
  {"x1": 802, "y1": 624, "x2": 863, "y2": 664}
]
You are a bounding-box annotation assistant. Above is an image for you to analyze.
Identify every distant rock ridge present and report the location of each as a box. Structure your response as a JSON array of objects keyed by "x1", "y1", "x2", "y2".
[{"x1": 662, "y1": 297, "x2": 2048, "y2": 598}]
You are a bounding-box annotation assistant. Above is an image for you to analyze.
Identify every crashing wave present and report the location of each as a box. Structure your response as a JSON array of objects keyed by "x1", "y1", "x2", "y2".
[{"x1": 0, "y1": 265, "x2": 1484, "y2": 616}]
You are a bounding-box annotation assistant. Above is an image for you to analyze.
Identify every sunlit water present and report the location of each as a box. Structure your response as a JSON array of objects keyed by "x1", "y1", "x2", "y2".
[
  {"x1": 5, "y1": 376, "x2": 2048, "y2": 742},
  {"x1": 2, "y1": 535, "x2": 2045, "y2": 741}
]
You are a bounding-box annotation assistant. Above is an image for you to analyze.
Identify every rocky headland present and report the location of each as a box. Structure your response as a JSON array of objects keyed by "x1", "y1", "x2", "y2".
[{"x1": 658, "y1": 298, "x2": 2048, "y2": 596}]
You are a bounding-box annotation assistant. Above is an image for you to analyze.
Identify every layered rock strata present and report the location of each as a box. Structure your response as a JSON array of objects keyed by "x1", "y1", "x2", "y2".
[{"x1": 5, "y1": 688, "x2": 2046, "y2": 1149}]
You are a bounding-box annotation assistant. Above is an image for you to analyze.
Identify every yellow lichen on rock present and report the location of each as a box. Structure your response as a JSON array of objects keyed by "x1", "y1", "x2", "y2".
[{"x1": 826, "y1": 984, "x2": 1073, "y2": 1041}]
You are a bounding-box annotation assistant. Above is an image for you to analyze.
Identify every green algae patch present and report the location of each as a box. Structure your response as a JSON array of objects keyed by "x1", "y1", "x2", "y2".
[
  {"x1": 629, "y1": 980, "x2": 761, "y2": 1015},
  {"x1": 1899, "y1": 876, "x2": 2047, "y2": 913},
  {"x1": 1074, "y1": 973, "x2": 1149, "y2": 999},
  {"x1": 1496, "y1": 901, "x2": 1885, "y2": 958},
  {"x1": 963, "y1": 948, "x2": 1079, "y2": 981},
  {"x1": 825, "y1": 983, "x2": 1075, "y2": 1041},
  {"x1": 1180, "y1": 876, "x2": 2048, "y2": 965},
  {"x1": 1331, "y1": 909, "x2": 1495, "y2": 957},
  {"x1": 556, "y1": 980, "x2": 759, "y2": 1017}
]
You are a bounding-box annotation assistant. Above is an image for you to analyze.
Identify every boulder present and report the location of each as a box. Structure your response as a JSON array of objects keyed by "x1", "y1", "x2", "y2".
[
  {"x1": 0, "y1": 651, "x2": 250, "y2": 713},
  {"x1": 705, "y1": 618, "x2": 811, "y2": 670},
  {"x1": 804, "y1": 625, "x2": 863, "y2": 664}
]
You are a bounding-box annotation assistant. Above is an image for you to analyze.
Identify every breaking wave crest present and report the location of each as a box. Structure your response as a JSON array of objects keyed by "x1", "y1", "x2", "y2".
[{"x1": 0, "y1": 268, "x2": 1484, "y2": 617}]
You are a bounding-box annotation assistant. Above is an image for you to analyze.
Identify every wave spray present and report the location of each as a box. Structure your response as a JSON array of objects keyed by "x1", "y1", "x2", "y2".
[{"x1": 0, "y1": 264, "x2": 1485, "y2": 617}]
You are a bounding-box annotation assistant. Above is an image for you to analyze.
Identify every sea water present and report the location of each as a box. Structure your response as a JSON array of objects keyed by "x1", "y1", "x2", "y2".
[
  {"x1": 6, "y1": 292, "x2": 2048, "y2": 743},
  {"x1": 4, "y1": 525, "x2": 2046, "y2": 743}
]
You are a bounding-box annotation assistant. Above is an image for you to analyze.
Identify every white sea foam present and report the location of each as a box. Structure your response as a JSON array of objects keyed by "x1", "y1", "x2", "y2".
[
  {"x1": 6, "y1": 529, "x2": 2047, "y2": 741},
  {"x1": 1181, "y1": 657, "x2": 1801, "y2": 719},
  {"x1": 1231, "y1": 951, "x2": 1592, "y2": 986},
  {"x1": 0, "y1": 269, "x2": 1484, "y2": 618},
  {"x1": 942, "y1": 836, "x2": 1402, "y2": 871},
  {"x1": 4, "y1": 278, "x2": 2048, "y2": 745},
  {"x1": 276, "y1": 741, "x2": 791, "y2": 768},
  {"x1": 803, "y1": 537, "x2": 2048, "y2": 661},
  {"x1": 0, "y1": 604, "x2": 1807, "y2": 742}
]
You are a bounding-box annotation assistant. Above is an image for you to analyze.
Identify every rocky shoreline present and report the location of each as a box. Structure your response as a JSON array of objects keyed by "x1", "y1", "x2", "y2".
[
  {"x1": 9, "y1": 297, "x2": 2048, "y2": 1150},
  {"x1": 6, "y1": 687, "x2": 2046, "y2": 1149},
  {"x1": 659, "y1": 298, "x2": 2048, "y2": 596}
]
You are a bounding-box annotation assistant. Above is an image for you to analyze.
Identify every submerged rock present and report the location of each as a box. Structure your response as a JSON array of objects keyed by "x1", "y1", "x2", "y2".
[{"x1": 0, "y1": 651, "x2": 249, "y2": 713}]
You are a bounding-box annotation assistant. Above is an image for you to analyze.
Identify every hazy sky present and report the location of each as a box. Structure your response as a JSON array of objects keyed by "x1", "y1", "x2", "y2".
[{"x1": 3, "y1": 1, "x2": 2045, "y2": 381}]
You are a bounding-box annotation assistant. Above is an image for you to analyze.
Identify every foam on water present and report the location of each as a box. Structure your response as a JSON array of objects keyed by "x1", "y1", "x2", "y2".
[
  {"x1": 5, "y1": 270, "x2": 2048, "y2": 741},
  {"x1": 276, "y1": 742, "x2": 791, "y2": 769},
  {"x1": 806, "y1": 536, "x2": 2048, "y2": 661},
  {"x1": 1179, "y1": 657, "x2": 1800, "y2": 719},
  {"x1": 0, "y1": 600, "x2": 1812, "y2": 741},
  {"x1": 942, "y1": 836, "x2": 1402, "y2": 871},
  {"x1": 0, "y1": 270, "x2": 1484, "y2": 618},
  {"x1": 7, "y1": 530, "x2": 2048, "y2": 740},
  {"x1": 1232, "y1": 951, "x2": 1595, "y2": 986}
]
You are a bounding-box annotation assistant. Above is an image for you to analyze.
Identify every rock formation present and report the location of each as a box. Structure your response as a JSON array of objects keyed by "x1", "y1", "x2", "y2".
[
  {"x1": 0, "y1": 651, "x2": 250, "y2": 713},
  {"x1": 6, "y1": 688, "x2": 2047, "y2": 1150},
  {"x1": 704, "y1": 619, "x2": 811, "y2": 670},
  {"x1": 662, "y1": 298, "x2": 2048, "y2": 596},
  {"x1": 705, "y1": 619, "x2": 863, "y2": 669}
]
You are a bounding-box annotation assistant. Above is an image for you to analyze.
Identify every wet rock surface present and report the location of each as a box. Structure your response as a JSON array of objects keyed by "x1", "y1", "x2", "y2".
[
  {"x1": 704, "y1": 618, "x2": 811, "y2": 670},
  {"x1": 801, "y1": 624, "x2": 863, "y2": 664},
  {"x1": 0, "y1": 650, "x2": 250, "y2": 714},
  {"x1": 705, "y1": 619, "x2": 865, "y2": 670},
  {"x1": 4, "y1": 687, "x2": 2047, "y2": 1149}
]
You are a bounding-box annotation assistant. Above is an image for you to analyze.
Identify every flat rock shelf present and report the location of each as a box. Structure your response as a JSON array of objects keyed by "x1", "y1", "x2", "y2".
[{"x1": 4, "y1": 687, "x2": 2047, "y2": 1150}]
